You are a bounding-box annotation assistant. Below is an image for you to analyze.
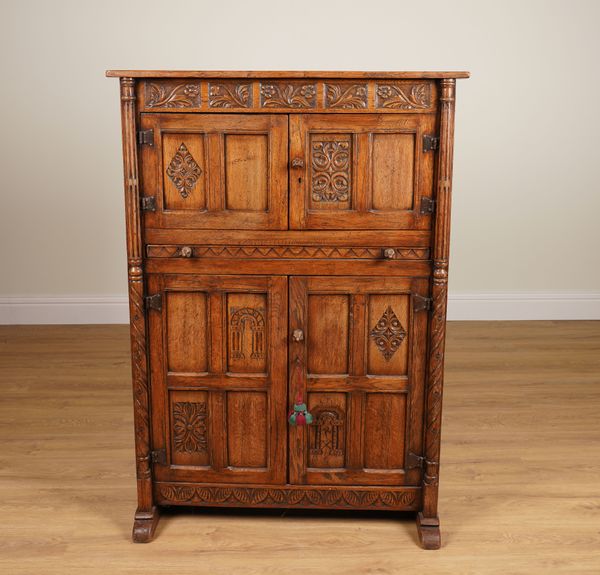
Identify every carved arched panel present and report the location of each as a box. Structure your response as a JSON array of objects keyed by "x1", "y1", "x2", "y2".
[
  {"x1": 308, "y1": 393, "x2": 347, "y2": 469},
  {"x1": 227, "y1": 293, "x2": 267, "y2": 373}
]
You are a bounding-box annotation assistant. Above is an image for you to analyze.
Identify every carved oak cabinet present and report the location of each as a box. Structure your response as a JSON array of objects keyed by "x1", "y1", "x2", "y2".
[{"x1": 107, "y1": 70, "x2": 468, "y2": 549}]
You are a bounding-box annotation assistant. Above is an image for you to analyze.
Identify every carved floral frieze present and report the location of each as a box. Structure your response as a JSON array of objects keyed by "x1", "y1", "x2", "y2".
[
  {"x1": 260, "y1": 83, "x2": 317, "y2": 108},
  {"x1": 324, "y1": 83, "x2": 368, "y2": 109},
  {"x1": 208, "y1": 83, "x2": 252, "y2": 108},
  {"x1": 145, "y1": 82, "x2": 201, "y2": 108}
]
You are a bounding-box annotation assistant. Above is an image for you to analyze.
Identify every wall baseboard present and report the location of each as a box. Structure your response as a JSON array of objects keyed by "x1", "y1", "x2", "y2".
[
  {"x1": 0, "y1": 296, "x2": 129, "y2": 325},
  {"x1": 446, "y1": 292, "x2": 600, "y2": 321},
  {"x1": 0, "y1": 293, "x2": 598, "y2": 325}
]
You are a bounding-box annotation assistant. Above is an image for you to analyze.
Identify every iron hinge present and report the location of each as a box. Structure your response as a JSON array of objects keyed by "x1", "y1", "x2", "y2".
[
  {"x1": 420, "y1": 197, "x2": 435, "y2": 215},
  {"x1": 140, "y1": 196, "x2": 156, "y2": 212},
  {"x1": 407, "y1": 452, "x2": 425, "y2": 469},
  {"x1": 137, "y1": 129, "x2": 154, "y2": 146},
  {"x1": 145, "y1": 293, "x2": 162, "y2": 311},
  {"x1": 151, "y1": 449, "x2": 167, "y2": 465},
  {"x1": 423, "y1": 134, "x2": 439, "y2": 152},
  {"x1": 413, "y1": 294, "x2": 432, "y2": 313}
]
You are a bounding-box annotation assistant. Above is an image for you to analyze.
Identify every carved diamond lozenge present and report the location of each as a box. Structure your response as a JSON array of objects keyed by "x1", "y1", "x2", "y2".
[
  {"x1": 166, "y1": 143, "x2": 202, "y2": 198},
  {"x1": 369, "y1": 306, "x2": 407, "y2": 361}
]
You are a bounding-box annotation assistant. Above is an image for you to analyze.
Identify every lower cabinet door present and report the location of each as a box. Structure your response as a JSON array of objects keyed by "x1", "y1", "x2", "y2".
[
  {"x1": 147, "y1": 274, "x2": 287, "y2": 484},
  {"x1": 289, "y1": 276, "x2": 429, "y2": 486}
]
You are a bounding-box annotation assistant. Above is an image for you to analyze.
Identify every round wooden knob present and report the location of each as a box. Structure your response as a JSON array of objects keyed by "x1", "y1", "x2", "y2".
[
  {"x1": 291, "y1": 158, "x2": 305, "y2": 169},
  {"x1": 383, "y1": 248, "x2": 396, "y2": 259},
  {"x1": 180, "y1": 246, "x2": 193, "y2": 258},
  {"x1": 292, "y1": 329, "x2": 304, "y2": 342}
]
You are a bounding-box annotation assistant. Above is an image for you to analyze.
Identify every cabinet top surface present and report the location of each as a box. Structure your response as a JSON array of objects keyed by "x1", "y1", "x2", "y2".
[{"x1": 106, "y1": 70, "x2": 470, "y2": 79}]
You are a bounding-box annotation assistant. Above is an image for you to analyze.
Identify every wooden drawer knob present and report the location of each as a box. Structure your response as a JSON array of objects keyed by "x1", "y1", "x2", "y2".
[
  {"x1": 383, "y1": 248, "x2": 396, "y2": 259},
  {"x1": 292, "y1": 328, "x2": 304, "y2": 342},
  {"x1": 179, "y1": 246, "x2": 193, "y2": 258}
]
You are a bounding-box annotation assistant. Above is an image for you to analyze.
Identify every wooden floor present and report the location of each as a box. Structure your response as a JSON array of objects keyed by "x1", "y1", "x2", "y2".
[{"x1": 0, "y1": 322, "x2": 599, "y2": 574}]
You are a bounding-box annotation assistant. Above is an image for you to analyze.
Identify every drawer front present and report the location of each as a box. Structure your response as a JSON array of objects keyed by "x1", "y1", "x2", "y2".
[
  {"x1": 146, "y1": 244, "x2": 430, "y2": 260},
  {"x1": 139, "y1": 113, "x2": 288, "y2": 230},
  {"x1": 290, "y1": 114, "x2": 436, "y2": 230},
  {"x1": 144, "y1": 243, "x2": 432, "y2": 277}
]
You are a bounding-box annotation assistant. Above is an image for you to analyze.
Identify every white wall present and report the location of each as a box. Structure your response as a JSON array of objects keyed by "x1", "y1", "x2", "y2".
[{"x1": 0, "y1": 0, "x2": 599, "y2": 322}]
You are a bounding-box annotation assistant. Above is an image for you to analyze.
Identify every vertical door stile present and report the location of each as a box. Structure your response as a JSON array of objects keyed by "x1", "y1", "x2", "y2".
[{"x1": 288, "y1": 277, "x2": 306, "y2": 484}]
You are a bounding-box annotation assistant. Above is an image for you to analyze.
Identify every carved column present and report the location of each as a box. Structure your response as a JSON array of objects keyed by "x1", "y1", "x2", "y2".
[
  {"x1": 422, "y1": 78, "x2": 456, "y2": 519},
  {"x1": 119, "y1": 78, "x2": 155, "y2": 530}
]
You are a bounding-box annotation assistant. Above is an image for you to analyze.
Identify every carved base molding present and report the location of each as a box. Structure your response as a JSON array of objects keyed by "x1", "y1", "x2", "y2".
[{"x1": 155, "y1": 483, "x2": 421, "y2": 510}]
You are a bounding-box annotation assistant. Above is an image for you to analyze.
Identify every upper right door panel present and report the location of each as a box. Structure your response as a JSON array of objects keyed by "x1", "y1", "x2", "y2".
[{"x1": 290, "y1": 113, "x2": 436, "y2": 230}]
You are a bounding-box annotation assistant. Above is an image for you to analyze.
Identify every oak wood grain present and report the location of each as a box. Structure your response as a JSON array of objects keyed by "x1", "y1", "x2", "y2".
[
  {"x1": 106, "y1": 70, "x2": 470, "y2": 79},
  {"x1": 109, "y1": 71, "x2": 469, "y2": 547}
]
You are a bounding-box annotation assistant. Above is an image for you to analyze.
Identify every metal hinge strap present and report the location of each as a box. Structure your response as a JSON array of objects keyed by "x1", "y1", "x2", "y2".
[
  {"x1": 423, "y1": 134, "x2": 439, "y2": 152},
  {"x1": 137, "y1": 129, "x2": 154, "y2": 146},
  {"x1": 407, "y1": 452, "x2": 425, "y2": 469},
  {"x1": 151, "y1": 449, "x2": 167, "y2": 465},
  {"x1": 420, "y1": 196, "x2": 435, "y2": 215},
  {"x1": 145, "y1": 293, "x2": 162, "y2": 311},
  {"x1": 140, "y1": 196, "x2": 156, "y2": 212},
  {"x1": 413, "y1": 294, "x2": 432, "y2": 313}
]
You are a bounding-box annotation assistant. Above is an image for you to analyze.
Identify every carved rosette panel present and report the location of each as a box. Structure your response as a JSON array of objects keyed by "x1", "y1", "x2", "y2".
[
  {"x1": 173, "y1": 402, "x2": 208, "y2": 453},
  {"x1": 229, "y1": 307, "x2": 265, "y2": 360},
  {"x1": 260, "y1": 82, "x2": 317, "y2": 108},
  {"x1": 145, "y1": 82, "x2": 201, "y2": 108},
  {"x1": 166, "y1": 143, "x2": 202, "y2": 198},
  {"x1": 310, "y1": 408, "x2": 344, "y2": 457},
  {"x1": 370, "y1": 306, "x2": 407, "y2": 361},
  {"x1": 147, "y1": 245, "x2": 430, "y2": 260},
  {"x1": 311, "y1": 138, "x2": 352, "y2": 202},
  {"x1": 158, "y1": 485, "x2": 418, "y2": 509},
  {"x1": 375, "y1": 82, "x2": 431, "y2": 109},
  {"x1": 324, "y1": 83, "x2": 368, "y2": 109},
  {"x1": 208, "y1": 82, "x2": 252, "y2": 108}
]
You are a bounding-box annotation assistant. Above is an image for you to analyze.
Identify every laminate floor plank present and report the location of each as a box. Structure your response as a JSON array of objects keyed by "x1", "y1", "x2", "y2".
[{"x1": 0, "y1": 322, "x2": 598, "y2": 574}]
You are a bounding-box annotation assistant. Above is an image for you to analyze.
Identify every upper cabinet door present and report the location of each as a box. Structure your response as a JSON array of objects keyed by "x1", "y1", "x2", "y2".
[
  {"x1": 290, "y1": 114, "x2": 436, "y2": 230},
  {"x1": 140, "y1": 114, "x2": 288, "y2": 229}
]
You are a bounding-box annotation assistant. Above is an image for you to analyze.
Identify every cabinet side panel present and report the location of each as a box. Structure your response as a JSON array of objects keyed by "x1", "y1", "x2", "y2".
[
  {"x1": 120, "y1": 77, "x2": 154, "y2": 515},
  {"x1": 422, "y1": 78, "x2": 456, "y2": 518}
]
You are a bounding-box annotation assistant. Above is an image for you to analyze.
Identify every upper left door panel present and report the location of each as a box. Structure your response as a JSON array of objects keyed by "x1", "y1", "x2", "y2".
[{"x1": 139, "y1": 113, "x2": 288, "y2": 229}]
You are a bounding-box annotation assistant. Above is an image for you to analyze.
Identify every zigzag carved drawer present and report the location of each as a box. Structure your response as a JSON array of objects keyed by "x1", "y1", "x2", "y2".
[{"x1": 146, "y1": 245, "x2": 430, "y2": 260}]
